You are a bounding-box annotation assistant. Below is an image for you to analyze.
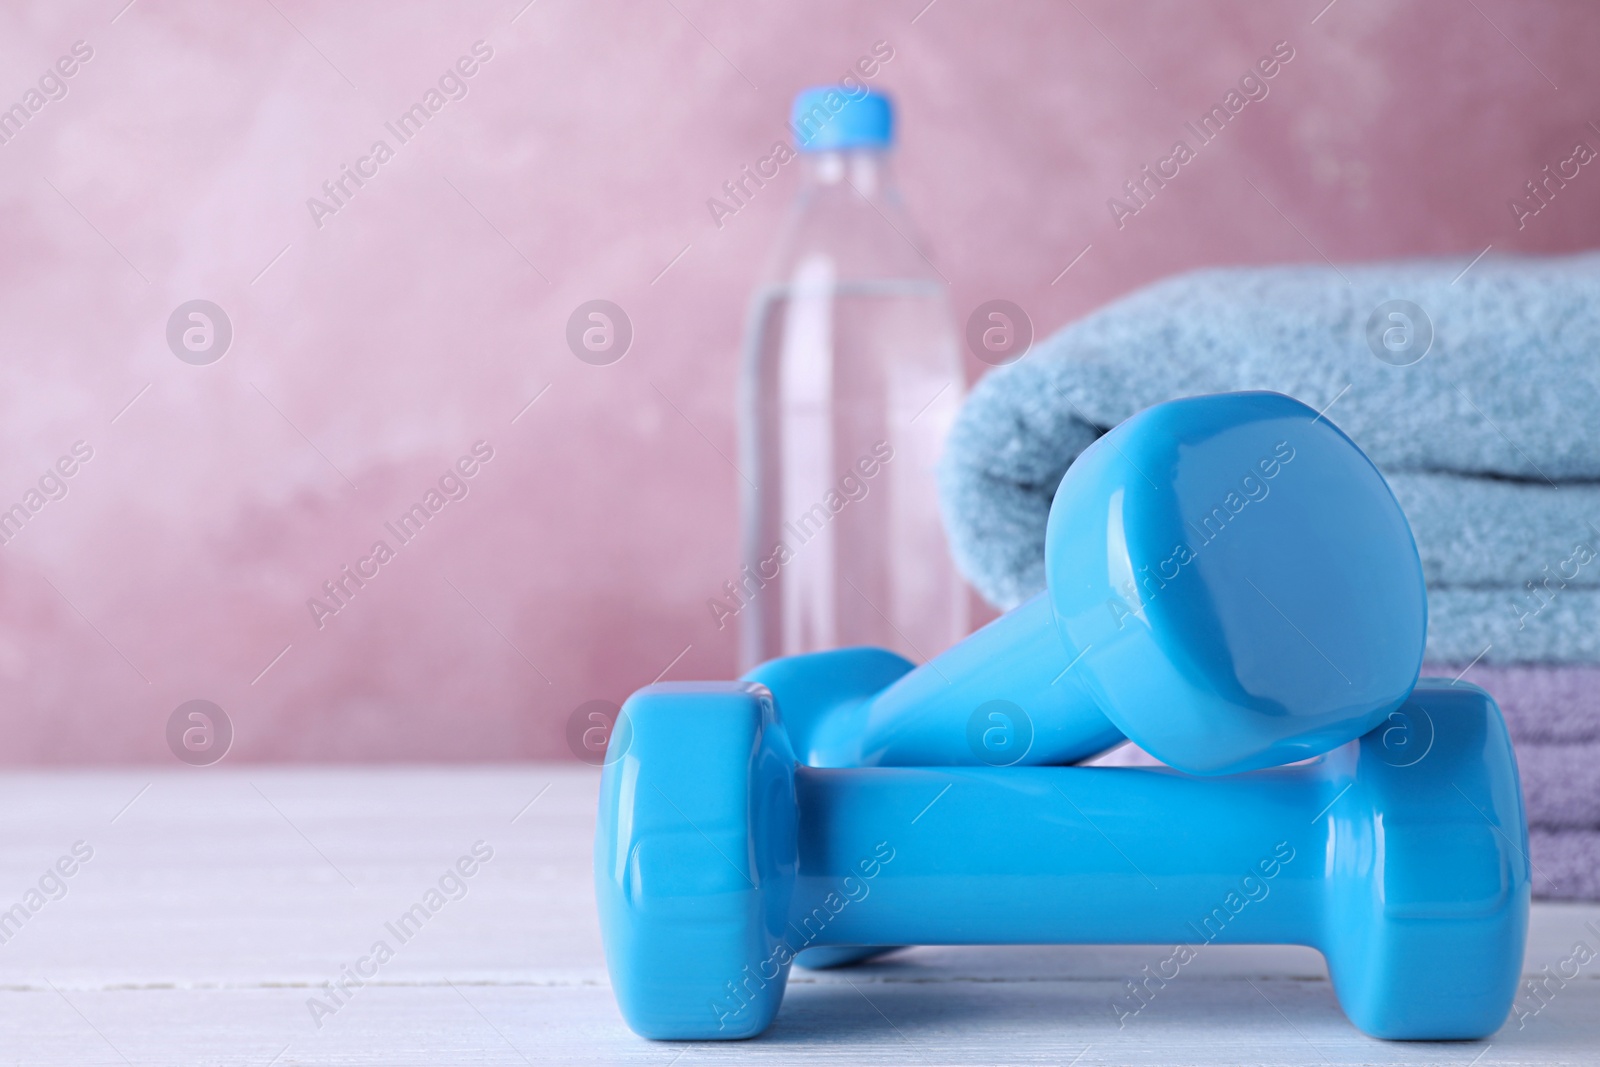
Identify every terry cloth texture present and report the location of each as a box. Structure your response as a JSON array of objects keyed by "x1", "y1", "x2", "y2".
[{"x1": 1528, "y1": 830, "x2": 1600, "y2": 902}]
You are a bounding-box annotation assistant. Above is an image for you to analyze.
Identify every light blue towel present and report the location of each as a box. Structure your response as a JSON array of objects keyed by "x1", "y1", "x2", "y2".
[{"x1": 939, "y1": 253, "x2": 1600, "y2": 664}]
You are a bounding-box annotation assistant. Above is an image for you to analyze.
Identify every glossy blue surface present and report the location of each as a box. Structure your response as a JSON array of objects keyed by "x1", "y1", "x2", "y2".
[
  {"x1": 596, "y1": 673, "x2": 1528, "y2": 1041},
  {"x1": 808, "y1": 392, "x2": 1428, "y2": 776},
  {"x1": 790, "y1": 87, "x2": 893, "y2": 151}
]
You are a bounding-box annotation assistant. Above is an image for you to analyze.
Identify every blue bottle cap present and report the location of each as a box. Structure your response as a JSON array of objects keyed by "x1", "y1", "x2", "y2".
[{"x1": 790, "y1": 86, "x2": 893, "y2": 152}]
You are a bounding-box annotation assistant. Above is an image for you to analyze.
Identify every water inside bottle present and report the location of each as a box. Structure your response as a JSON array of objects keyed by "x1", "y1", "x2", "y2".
[{"x1": 738, "y1": 272, "x2": 967, "y2": 670}]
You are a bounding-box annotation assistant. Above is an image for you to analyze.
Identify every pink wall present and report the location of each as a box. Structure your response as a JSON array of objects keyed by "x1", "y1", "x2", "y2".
[{"x1": 3, "y1": 0, "x2": 1598, "y2": 763}]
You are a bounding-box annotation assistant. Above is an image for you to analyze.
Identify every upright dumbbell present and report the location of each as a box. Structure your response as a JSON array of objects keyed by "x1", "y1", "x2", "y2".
[
  {"x1": 775, "y1": 391, "x2": 1428, "y2": 776},
  {"x1": 595, "y1": 677, "x2": 1528, "y2": 1041}
]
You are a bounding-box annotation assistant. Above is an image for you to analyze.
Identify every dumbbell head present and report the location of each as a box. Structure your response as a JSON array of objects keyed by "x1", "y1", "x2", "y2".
[
  {"x1": 1326, "y1": 679, "x2": 1529, "y2": 1038},
  {"x1": 594, "y1": 682, "x2": 799, "y2": 1040},
  {"x1": 827, "y1": 392, "x2": 1427, "y2": 774},
  {"x1": 1048, "y1": 390, "x2": 1427, "y2": 773}
]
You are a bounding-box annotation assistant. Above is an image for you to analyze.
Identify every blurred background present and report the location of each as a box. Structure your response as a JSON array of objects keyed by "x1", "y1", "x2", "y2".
[{"x1": 2, "y1": 0, "x2": 1598, "y2": 764}]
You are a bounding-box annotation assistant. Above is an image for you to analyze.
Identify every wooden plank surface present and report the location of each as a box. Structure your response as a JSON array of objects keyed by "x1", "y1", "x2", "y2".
[{"x1": 0, "y1": 767, "x2": 1594, "y2": 1065}]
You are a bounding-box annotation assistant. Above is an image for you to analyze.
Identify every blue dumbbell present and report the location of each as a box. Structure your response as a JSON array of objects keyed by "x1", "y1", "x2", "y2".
[
  {"x1": 596, "y1": 676, "x2": 1528, "y2": 1041},
  {"x1": 775, "y1": 391, "x2": 1427, "y2": 777},
  {"x1": 768, "y1": 390, "x2": 1427, "y2": 971}
]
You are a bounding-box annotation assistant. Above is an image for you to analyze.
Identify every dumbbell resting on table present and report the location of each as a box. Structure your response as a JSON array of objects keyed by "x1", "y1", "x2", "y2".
[
  {"x1": 592, "y1": 390, "x2": 1489, "y2": 1040},
  {"x1": 595, "y1": 676, "x2": 1529, "y2": 1042},
  {"x1": 776, "y1": 391, "x2": 1429, "y2": 777}
]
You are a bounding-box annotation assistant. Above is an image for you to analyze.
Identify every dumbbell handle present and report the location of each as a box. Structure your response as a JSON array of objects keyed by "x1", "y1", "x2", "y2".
[
  {"x1": 840, "y1": 594, "x2": 1121, "y2": 768},
  {"x1": 786, "y1": 760, "x2": 1325, "y2": 949}
]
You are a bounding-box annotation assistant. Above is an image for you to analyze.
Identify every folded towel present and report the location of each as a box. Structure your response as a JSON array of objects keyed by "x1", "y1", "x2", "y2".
[
  {"x1": 1386, "y1": 474, "x2": 1600, "y2": 590},
  {"x1": 1530, "y1": 830, "x2": 1600, "y2": 902},
  {"x1": 1438, "y1": 663, "x2": 1600, "y2": 743},
  {"x1": 940, "y1": 253, "x2": 1600, "y2": 664},
  {"x1": 1519, "y1": 743, "x2": 1600, "y2": 829},
  {"x1": 1427, "y1": 591, "x2": 1600, "y2": 663}
]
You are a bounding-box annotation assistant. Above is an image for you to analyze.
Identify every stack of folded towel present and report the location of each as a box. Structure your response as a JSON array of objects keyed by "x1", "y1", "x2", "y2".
[
  {"x1": 1453, "y1": 665, "x2": 1600, "y2": 901},
  {"x1": 939, "y1": 252, "x2": 1600, "y2": 899}
]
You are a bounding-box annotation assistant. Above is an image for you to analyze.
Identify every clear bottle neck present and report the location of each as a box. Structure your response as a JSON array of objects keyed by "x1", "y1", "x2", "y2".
[
  {"x1": 768, "y1": 145, "x2": 936, "y2": 285},
  {"x1": 795, "y1": 148, "x2": 896, "y2": 202}
]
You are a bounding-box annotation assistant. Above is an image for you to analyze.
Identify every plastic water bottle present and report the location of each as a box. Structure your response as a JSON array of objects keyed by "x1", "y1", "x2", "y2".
[{"x1": 734, "y1": 87, "x2": 967, "y2": 671}]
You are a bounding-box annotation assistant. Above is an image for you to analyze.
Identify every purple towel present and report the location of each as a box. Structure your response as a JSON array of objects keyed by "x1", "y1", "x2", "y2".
[
  {"x1": 1430, "y1": 663, "x2": 1600, "y2": 744},
  {"x1": 1431, "y1": 665, "x2": 1600, "y2": 899},
  {"x1": 1531, "y1": 830, "x2": 1600, "y2": 902},
  {"x1": 1517, "y1": 744, "x2": 1600, "y2": 829}
]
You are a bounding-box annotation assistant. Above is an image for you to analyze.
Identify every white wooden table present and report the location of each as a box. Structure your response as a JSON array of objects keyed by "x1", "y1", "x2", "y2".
[{"x1": 1, "y1": 767, "x2": 1594, "y2": 1066}]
